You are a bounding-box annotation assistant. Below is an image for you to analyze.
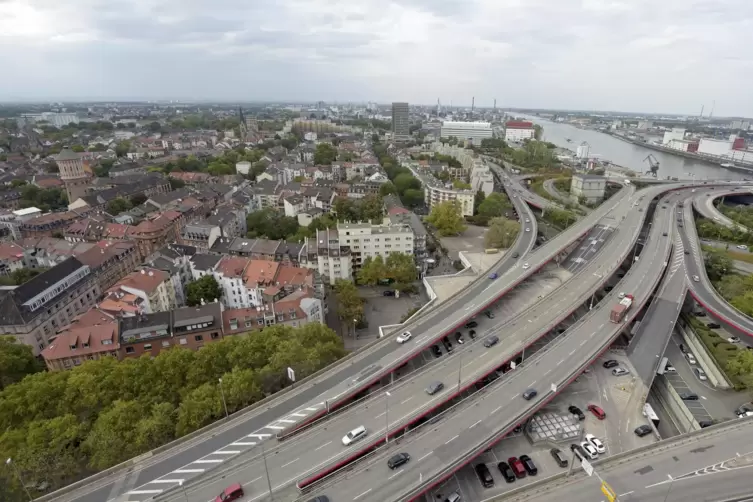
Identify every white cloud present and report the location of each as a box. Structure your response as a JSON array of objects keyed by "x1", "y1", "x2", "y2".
[{"x1": 0, "y1": 0, "x2": 751, "y2": 116}]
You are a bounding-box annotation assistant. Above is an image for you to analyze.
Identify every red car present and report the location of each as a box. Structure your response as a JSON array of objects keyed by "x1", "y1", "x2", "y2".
[
  {"x1": 507, "y1": 456, "x2": 527, "y2": 478},
  {"x1": 587, "y1": 404, "x2": 606, "y2": 420},
  {"x1": 215, "y1": 483, "x2": 244, "y2": 502}
]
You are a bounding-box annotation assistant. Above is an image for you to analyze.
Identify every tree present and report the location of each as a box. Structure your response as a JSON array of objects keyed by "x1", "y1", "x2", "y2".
[
  {"x1": 402, "y1": 189, "x2": 424, "y2": 208},
  {"x1": 0, "y1": 336, "x2": 43, "y2": 390},
  {"x1": 333, "y1": 198, "x2": 359, "y2": 222},
  {"x1": 484, "y1": 217, "x2": 521, "y2": 249},
  {"x1": 314, "y1": 143, "x2": 337, "y2": 165},
  {"x1": 130, "y1": 193, "x2": 148, "y2": 206},
  {"x1": 477, "y1": 192, "x2": 511, "y2": 224},
  {"x1": 71, "y1": 145, "x2": 85, "y2": 153},
  {"x1": 358, "y1": 256, "x2": 386, "y2": 285},
  {"x1": 427, "y1": 200, "x2": 467, "y2": 236},
  {"x1": 725, "y1": 350, "x2": 753, "y2": 388},
  {"x1": 11, "y1": 179, "x2": 27, "y2": 188},
  {"x1": 385, "y1": 253, "x2": 417, "y2": 287},
  {"x1": 115, "y1": 140, "x2": 131, "y2": 157},
  {"x1": 394, "y1": 173, "x2": 421, "y2": 194},
  {"x1": 333, "y1": 279, "x2": 364, "y2": 333},
  {"x1": 185, "y1": 275, "x2": 222, "y2": 306},
  {"x1": 106, "y1": 197, "x2": 132, "y2": 215},
  {"x1": 246, "y1": 208, "x2": 300, "y2": 240},
  {"x1": 474, "y1": 190, "x2": 486, "y2": 215},
  {"x1": 361, "y1": 194, "x2": 384, "y2": 222},
  {"x1": 452, "y1": 180, "x2": 472, "y2": 190},
  {"x1": 379, "y1": 182, "x2": 397, "y2": 197},
  {"x1": 169, "y1": 178, "x2": 186, "y2": 190},
  {"x1": 704, "y1": 248, "x2": 732, "y2": 281}
]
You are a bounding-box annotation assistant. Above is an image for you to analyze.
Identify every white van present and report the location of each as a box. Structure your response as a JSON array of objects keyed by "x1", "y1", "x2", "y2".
[{"x1": 342, "y1": 425, "x2": 367, "y2": 446}]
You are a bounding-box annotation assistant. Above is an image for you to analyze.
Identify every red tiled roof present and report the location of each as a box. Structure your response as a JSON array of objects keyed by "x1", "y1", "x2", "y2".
[
  {"x1": 217, "y1": 256, "x2": 251, "y2": 278},
  {"x1": 505, "y1": 121, "x2": 534, "y2": 129},
  {"x1": 42, "y1": 322, "x2": 118, "y2": 362},
  {"x1": 0, "y1": 242, "x2": 24, "y2": 261},
  {"x1": 243, "y1": 259, "x2": 280, "y2": 286},
  {"x1": 114, "y1": 267, "x2": 168, "y2": 294},
  {"x1": 275, "y1": 265, "x2": 313, "y2": 288}
]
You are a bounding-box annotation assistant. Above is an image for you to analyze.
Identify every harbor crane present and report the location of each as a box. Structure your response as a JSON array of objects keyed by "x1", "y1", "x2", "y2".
[{"x1": 644, "y1": 154, "x2": 660, "y2": 177}]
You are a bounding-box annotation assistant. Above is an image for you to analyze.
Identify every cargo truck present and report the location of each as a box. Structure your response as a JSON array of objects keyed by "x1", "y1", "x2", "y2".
[{"x1": 610, "y1": 294, "x2": 634, "y2": 323}]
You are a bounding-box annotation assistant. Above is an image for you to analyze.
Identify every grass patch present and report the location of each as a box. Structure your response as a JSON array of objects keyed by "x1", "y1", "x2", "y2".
[
  {"x1": 686, "y1": 316, "x2": 747, "y2": 390},
  {"x1": 725, "y1": 249, "x2": 753, "y2": 264}
]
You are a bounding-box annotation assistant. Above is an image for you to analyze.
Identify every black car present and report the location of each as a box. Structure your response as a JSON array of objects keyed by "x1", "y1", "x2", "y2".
[
  {"x1": 430, "y1": 345, "x2": 442, "y2": 358},
  {"x1": 382, "y1": 290, "x2": 395, "y2": 296},
  {"x1": 485, "y1": 310, "x2": 495, "y2": 319},
  {"x1": 634, "y1": 425, "x2": 652, "y2": 437},
  {"x1": 442, "y1": 336, "x2": 453, "y2": 352},
  {"x1": 707, "y1": 322, "x2": 721, "y2": 329},
  {"x1": 307, "y1": 497, "x2": 330, "y2": 502},
  {"x1": 519, "y1": 455, "x2": 538, "y2": 475},
  {"x1": 387, "y1": 452, "x2": 411, "y2": 469},
  {"x1": 512, "y1": 424, "x2": 522, "y2": 434},
  {"x1": 483, "y1": 335, "x2": 499, "y2": 348},
  {"x1": 570, "y1": 443, "x2": 587, "y2": 460},
  {"x1": 475, "y1": 463, "x2": 494, "y2": 488},
  {"x1": 522, "y1": 388, "x2": 537, "y2": 400},
  {"x1": 465, "y1": 321, "x2": 478, "y2": 329},
  {"x1": 684, "y1": 250, "x2": 690, "y2": 255},
  {"x1": 455, "y1": 332, "x2": 465, "y2": 344},
  {"x1": 497, "y1": 461, "x2": 516, "y2": 483},
  {"x1": 468, "y1": 329, "x2": 477, "y2": 339},
  {"x1": 602, "y1": 359, "x2": 619, "y2": 369},
  {"x1": 511, "y1": 252, "x2": 520, "y2": 258},
  {"x1": 550, "y1": 448, "x2": 568, "y2": 467},
  {"x1": 680, "y1": 392, "x2": 699, "y2": 401},
  {"x1": 568, "y1": 405, "x2": 585, "y2": 421},
  {"x1": 695, "y1": 311, "x2": 707, "y2": 317},
  {"x1": 699, "y1": 420, "x2": 714, "y2": 428},
  {"x1": 662, "y1": 232, "x2": 668, "y2": 236},
  {"x1": 679, "y1": 343, "x2": 687, "y2": 353}
]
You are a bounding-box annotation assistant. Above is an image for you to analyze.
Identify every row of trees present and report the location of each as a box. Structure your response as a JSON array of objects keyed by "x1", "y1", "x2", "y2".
[
  {"x1": 17, "y1": 185, "x2": 68, "y2": 211},
  {"x1": 697, "y1": 218, "x2": 753, "y2": 247},
  {"x1": 373, "y1": 141, "x2": 424, "y2": 209},
  {"x1": 333, "y1": 194, "x2": 384, "y2": 223},
  {"x1": 0, "y1": 325, "x2": 346, "y2": 498},
  {"x1": 357, "y1": 253, "x2": 417, "y2": 289}
]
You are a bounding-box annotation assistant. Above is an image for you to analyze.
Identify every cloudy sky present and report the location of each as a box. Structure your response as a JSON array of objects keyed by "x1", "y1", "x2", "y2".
[{"x1": 1, "y1": 0, "x2": 751, "y2": 116}]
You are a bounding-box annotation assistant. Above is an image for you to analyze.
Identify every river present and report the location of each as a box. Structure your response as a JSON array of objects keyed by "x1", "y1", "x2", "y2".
[{"x1": 520, "y1": 115, "x2": 742, "y2": 181}]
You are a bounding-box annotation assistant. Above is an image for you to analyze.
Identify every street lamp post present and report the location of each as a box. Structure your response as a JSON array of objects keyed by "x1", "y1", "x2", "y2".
[
  {"x1": 6, "y1": 458, "x2": 33, "y2": 502},
  {"x1": 261, "y1": 441, "x2": 274, "y2": 501},
  {"x1": 385, "y1": 391, "x2": 391, "y2": 445},
  {"x1": 218, "y1": 378, "x2": 229, "y2": 418}
]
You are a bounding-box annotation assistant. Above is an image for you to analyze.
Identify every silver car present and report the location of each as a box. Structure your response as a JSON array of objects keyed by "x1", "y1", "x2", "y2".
[
  {"x1": 612, "y1": 367, "x2": 630, "y2": 377},
  {"x1": 694, "y1": 367, "x2": 708, "y2": 381}
]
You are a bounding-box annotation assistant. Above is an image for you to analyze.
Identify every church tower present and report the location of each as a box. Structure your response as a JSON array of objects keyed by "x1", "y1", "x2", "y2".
[{"x1": 55, "y1": 149, "x2": 92, "y2": 205}]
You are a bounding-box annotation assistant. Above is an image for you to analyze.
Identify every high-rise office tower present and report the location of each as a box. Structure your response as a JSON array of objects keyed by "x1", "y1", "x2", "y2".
[{"x1": 391, "y1": 102, "x2": 410, "y2": 141}]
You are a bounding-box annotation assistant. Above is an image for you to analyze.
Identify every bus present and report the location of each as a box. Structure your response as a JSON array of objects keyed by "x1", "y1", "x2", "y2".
[{"x1": 643, "y1": 403, "x2": 660, "y2": 427}]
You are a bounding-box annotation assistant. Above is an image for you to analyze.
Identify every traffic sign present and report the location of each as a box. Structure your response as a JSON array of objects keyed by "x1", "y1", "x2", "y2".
[
  {"x1": 601, "y1": 480, "x2": 617, "y2": 502},
  {"x1": 287, "y1": 367, "x2": 296, "y2": 382},
  {"x1": 580, "y1": 458, "x2": 594, "y2": 476}
]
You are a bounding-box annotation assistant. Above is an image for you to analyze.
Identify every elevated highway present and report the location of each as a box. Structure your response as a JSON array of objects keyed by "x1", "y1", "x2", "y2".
[
  {"x1": 299, "y1": 189, "x2": 680, "y2": 502},
  {"x1": 691, "y1": 187, "x2": 750, "y2": 232}
]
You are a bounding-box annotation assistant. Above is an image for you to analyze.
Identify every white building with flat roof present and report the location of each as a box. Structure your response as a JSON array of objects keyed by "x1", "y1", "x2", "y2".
[
  {"x1": 337, "y1": 221, "x2": 415, "y2": 271},
  {"x1": 662, "y1": 128, "x2": 686, "y2": 145},
  {"x1": 440, "y1": 121, "x2": 493, "y2": 144},
  {"x1": 570, "y1": 174, "x2": 606, "y2": 204}
]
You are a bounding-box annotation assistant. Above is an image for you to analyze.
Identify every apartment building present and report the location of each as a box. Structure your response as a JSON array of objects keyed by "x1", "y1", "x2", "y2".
[
  {"x1": 223, "y1": 289, "x2": 324, "y2": 334},
  {"x1": 337, "y1": 221, "x2": 415, "y2": 271},
  {"x1": 40, "y1": 308, "x2": 119, "y2": 371},
  {"x1": 303, "y1": 229, "x2": 352, "y2": 284},
  {"x1": 0, "y1": 257, "x2": 100, "y2": 354},
  {"x1": 108, "y1": 267, "x2": 177, "y2": 313}
]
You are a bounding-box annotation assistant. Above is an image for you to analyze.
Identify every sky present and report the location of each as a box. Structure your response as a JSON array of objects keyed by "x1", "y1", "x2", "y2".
[{"x1": 0, "y1": 0, "x2": 752, "y2": 116}]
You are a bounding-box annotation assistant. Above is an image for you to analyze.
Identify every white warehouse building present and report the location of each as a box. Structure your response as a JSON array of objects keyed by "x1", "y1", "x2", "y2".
[{"x1": 440, "y1": 121, "x2": 493, "y2": 144}]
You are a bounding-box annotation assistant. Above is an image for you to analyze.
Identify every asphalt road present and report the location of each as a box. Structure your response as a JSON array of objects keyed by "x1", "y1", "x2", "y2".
[
  {"x1": 497, "y1": 418, "x2": 753, "y2": 502},
  {"x1": 296, "y1": 189, "x2": 678, "y2": 502},
  {"x1": 692, "y1": 187, "x2": 750, "y2": 232},
  {"x1": 154, "y1": 222, "x2": 620, "y2": 502},
  {"x1": 681, "y1": 193, "x2": 753, "y2": 336},
  {"x1": 487, "y1": 162, "x2": 560, "y2": 210}
]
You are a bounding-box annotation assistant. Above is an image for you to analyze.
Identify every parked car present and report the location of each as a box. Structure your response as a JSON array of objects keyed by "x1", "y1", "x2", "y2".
[
  {"x1": 442, "y1": 336, "x2": 453, "y2": 352},
  {"x1": 519, "y1": 454, "x2": 538, "y2": 475},
  {"x1": 215, "y1": 483, "x2": 244, "y2": 502},
  {"x1": 485, "y1": 310, "x2": 495, "y2": 319},
  {"x1": 468, "y1": 329, "x2": 477, "y2": 339},
  {"x1": 508, "y1": 457, "x2": 527, "y2": 478},
  {"x1": 465, "y1": 321, "x2": 478, "y2": 329},
  {"x1": 585, "y1": 434, "x2": 606, "y2": 454},
  {"x1": 699, "y1": 420, "x2": 714, "y2": 428},
  {"x1": 431, "y1": 345, "x2": 442, "y2": 358},
  {"x1": 679, "y1": 343, "x2": 687, "y2": 353},
  {"x1": 728, "y1": 336, "x2": 741, "y2": 343},
  {"x1": 307, "y1": 497, "x2": 330, "y2": 502},
  {"x1": 455, "y1": 332, "x2": 465, "y2": 344},
  {"x1": 387, "y1": 452, "x2": 411, "y2": 469},
  {"x1": 570, "y1": 443, "x2": 587, "y2": 461},
  {"x1": 522, "y1": 262, "x2": 530, "y2": 269},
  {"x1": 611, "y1": 367, "x2": 630, "y2": 377},
  {"x1": 602, "y1": 360, "x2": 619, "y2": 369},
  {"x1": 685, "y1": 352, "x2": 697, "y2": 364},
  {"x1": 426, "y1": 381, "x2": 445, "y2": 395},
  {"x1": 568, "y1": 405, "x2": 585, "y2": 421},
  {"x1": 396, "y1": 331, "x2": 412, "y2": 344},
  {"x1": 383, "y1": 290, "x2": 395, "y2": 296},
  {"x1": 550, "y1": 448, "x2": 569, "y2": 467},
  {"x1": 587, "y1": 404, "x2": 606, "y2": 420},
  {"x1": 497, "y1": 461, "x2": 516, "y2": 483},
  {"x1": 474, "y1": 463, "x2": 494, "y2": 488},
  {"x1": 483, "y1": 336, "x2": 499, "y2": 348},
  {"x1": 634, "y1": 424, "x2": 652, "y2": 437},
  {"x1": 680, "y1": 392, "x2": 699, "y2": 400},
  {"x1": 444, "y1": 492, "x2": 461, "y2": 502},
  {"x1": 707, "y1": 322, "x2": 721, "y2": 329},
  {"x1": 694, "y1": 367, "x2": 708, "y2": 381},
  {"x1": 580, "y1": 441, "x2": 598, "y2": 459}
]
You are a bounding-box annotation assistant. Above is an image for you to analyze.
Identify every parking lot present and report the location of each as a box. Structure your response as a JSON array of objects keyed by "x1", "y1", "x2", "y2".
[{"x1": 421, "y1": 352, "x2": 655, "y2": 502}]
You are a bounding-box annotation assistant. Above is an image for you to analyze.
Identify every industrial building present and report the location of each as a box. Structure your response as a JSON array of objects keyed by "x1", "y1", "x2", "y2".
[
  {"x1": 504, "y1": 121, "x2": 535, "y2": 142},
  {"x1": 440, "y1": 121, "x2": 493, "y2": 144}
]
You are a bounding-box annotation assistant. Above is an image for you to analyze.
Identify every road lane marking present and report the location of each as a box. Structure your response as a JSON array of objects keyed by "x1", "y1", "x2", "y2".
[
  {"x1": 231, "y1": 442, "x2": 256, "y2": 446},
  {"x1": 193, "y1": 459, "x2": 223, "y2": 464},
  {"x1": 128, "y1": 490, "x2": 163, "y2": 495},
  {"x1": 291, "y1": 412, "x2": 307, "y2": 417},
  {"x1": 173, "y1": 469, "x2": 205, "y2": 474},
  {"x1": 281, "y1": 458, "x2": 300, "y2": 468},
  {"x1": 305, "y1": 407, "x2": 317, "y2": 412},
  {"x1": 354, "y1": 489, "x2": 372, "y2": 500},
  {"x1": 376, "y1": 411, "x2": 386, "y2": 418},
  {"x1": 619, "y1": 491, "x2": 634, "y2": 497},
  {"x1": 278, "y1": 419, "x2": 296, "y2": 423},
  {"x1": 214, "y1": 450, "x2": 240, "y2": 455},
  {"x1": 418, "y1": 452, "x2": 432, "y2": 462},
  {"x1": 401, "y1": 396, "x2": 414, "y2": 405},
  {"x1": 446, "y1": 435, "x2": 459, "y2": 444},
  {"x1": 388, "y1": 470, "x2": 404, "y2": 480},
  {"x1": 492, "y1": 406, "x2": 502, "y2": 414},
  {"x1": 248, "y1": 433, "x2": 272, "y2": 439},
  {"x1": 266, "y1": 425, "x2": 285, "y2": 430},
  {"x1": 315, "y1": 441, "x2": 332, "y2": 451},
  {"x1": 149, "y1": 479, "x2": 184, "y2": 484},
  {"x1": 470, "y1": 420, "x2": 482, "y2": 428}
]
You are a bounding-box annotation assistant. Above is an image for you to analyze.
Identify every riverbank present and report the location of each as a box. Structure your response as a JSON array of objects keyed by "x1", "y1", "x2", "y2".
[{"x1": 605, "y1": 130, "x2": 753, "y2": 174}]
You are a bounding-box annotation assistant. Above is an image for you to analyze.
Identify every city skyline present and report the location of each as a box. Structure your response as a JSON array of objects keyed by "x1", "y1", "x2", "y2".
[{"x1": 1, "y1": 0, "x2": 752, "y2": 116}]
